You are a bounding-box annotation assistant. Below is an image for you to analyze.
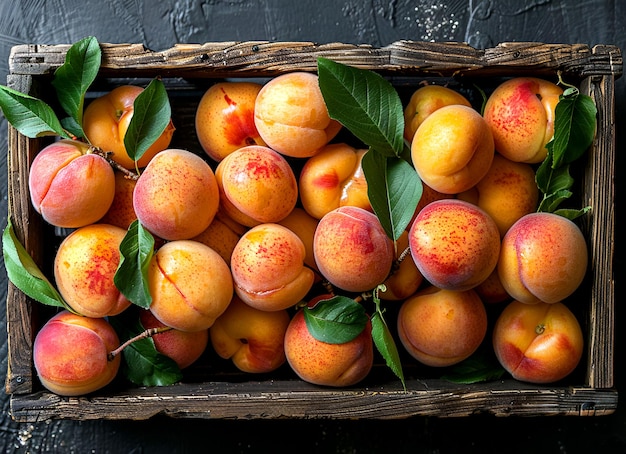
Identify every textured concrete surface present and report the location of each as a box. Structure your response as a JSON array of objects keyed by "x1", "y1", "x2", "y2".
[{"x1": 0, "y1": 1, "x2": 625, "y2": 452}]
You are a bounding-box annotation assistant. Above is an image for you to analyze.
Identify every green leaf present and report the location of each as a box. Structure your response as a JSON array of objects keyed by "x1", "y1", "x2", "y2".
[
  {"x1": 536, "y1": 153, "x2": 574, "y2": 195},
  {"x1": 303, "y1": 296, "x2": 368, "y2": 344},
  {"x1": 317, "y1": 57, "x2": 405, "y2": 157},
  {"x1": 538, "y1": 188, "x2": 573, "y2": 213},
  {"x1": 362, "y1": 149, "x2": 422, "y2": 241},
  {"x1": 51, "y1": 36, "x2": 101, "y2": 137},
  {"x1": 114, "y1": 220, "x2": 155, "y2": 309},
  {"x1": 123, "y1": 78, "x2": 172, "y2": 163},
  {"x1": 2, "y1": 220, "x2": 74, "y2": 312},
  {"x1": 371, "y1": 310, "x2": 406, "y2": 390},
  {"x1": 441, "y1": 349, "x2": 505, "y2": 384},
  {"x1": 0, "y1": 85, "x2": 69, "y2": 138},
  {"x1": 553, "y1": 206, "x2": 591, "y2": 221}
]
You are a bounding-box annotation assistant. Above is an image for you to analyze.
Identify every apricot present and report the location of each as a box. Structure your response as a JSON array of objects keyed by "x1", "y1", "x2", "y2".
[
  {"x1": 299, "y1": 143, "x2": 370, "y2": 219},
  {"x1": 313, "y1": 206, "x2": 394, "y2": 293},
  {"x1": 28, "y1": 139, "x2": 115, "y2": 228},
  {"x1": 33, "y1": 310, "x2": 121, "y2": 396},
  {"x1": 475, "y1": 269, "x2": 510, "y2": 304},
  {"x1": 277, "y1": 207, "x2": 320, "y2": 272},
  {"x1": 411, "y1": 104, "x2": 494, "y2": 194},
  {"x1": 284, "y1": 307, "x2": 373, "y2": 387},
  {"x1": 254, "y1": 72, "x2": 342, "y2": 158},
  {"x1": 483, "y1": 77, "x2": 563, "y2": 163},
  {"x1": 403, "y1": 84, "x2": 472, "y2": 142},
  {"x1": 397, "y1": 286, "x2": 488, "y2": 367},
  {"x1": 379, "y1": 230, "x2": 424, "y2": 301},
  {"x1": 493, "y1": 300, "x2": 584, "y2": 384},
  {"x1": 191, "y1": 215, "x2": 243, "y2": 265},
  {"x1": 216, "y1": 145, "x2": 298, "y2": 227},
  {"x1": 133, "y1": 148, "x2": 219, "y2": 240},
  {"x1": 497, "y1": 212, "x2": 588, "y2": 304},
  {"x1": 457, "y1": 154, "x2": 539, "y2": 237},
  {"x1": 210, "y1": 296, "x2": 290, "y2": 373},
  {"x1": 99, "y1": 170, "x2": 138, "y2": 230},
  {"x1": 230, "y1": 223, "x2": 315, "y2": 311},
  {"x1": 195, "y1": 81, "x2": 266, "y2": 162},
  {"x1": 148, "y1": 240, "x2": 233, "y2": 332},
  {"x1": 54, "y1": 223, "x2": 131, "y2": 318},
  {"x1": 139, "y1": 309, "x2": 208, "y2": 369},
  {"x1": 83, "y1": 84, "x2": 175, "y2": 169},
  {"x1": 409, "y1": 199, "x2": 500, "y2": 292}
]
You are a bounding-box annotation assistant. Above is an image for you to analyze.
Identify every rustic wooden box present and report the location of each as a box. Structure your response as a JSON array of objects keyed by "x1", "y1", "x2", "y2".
[{"x1": 5, "y1": 41, "x2": 622, "y2": 421}]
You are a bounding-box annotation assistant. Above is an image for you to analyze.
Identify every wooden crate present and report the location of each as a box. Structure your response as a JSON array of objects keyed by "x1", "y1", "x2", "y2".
[{"x1": 5, "y1": 41, "x2": 622, "y2": 421}]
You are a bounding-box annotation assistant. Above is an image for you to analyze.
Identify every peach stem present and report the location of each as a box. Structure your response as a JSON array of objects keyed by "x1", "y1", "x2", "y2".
[{"x1": 108, "y1": 326, "x2": 172, "y2": 361}]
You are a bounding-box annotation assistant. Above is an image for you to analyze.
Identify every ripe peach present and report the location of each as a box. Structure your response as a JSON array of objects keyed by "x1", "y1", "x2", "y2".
[
  {"x1": 409, "y1": 199, "x2": 501, "y2": 292},
  {"x1": 191, "y1": 215, "x2": 243, "y2": 265},
  {"x1": 497, "y1": 212, "x2": 588, "y2": 304},
  {"x1": 133, "y1": 149, "x2": 219, "y2": 240},
  {"x1": 299, "y1": 143, "x2": 370, "y2": 219},
  {"x1": 313, "y1": 206, "x2": 394, "y2": 293},
  {"x1": 483, "y1": 77, "x2": 563, "y2": 163},
  {"x1": 139, "y1": 309, "x2": 208, "y2": 369},
  {"x1": 284, "y1": 307, "x2": 373, "y2": 387},
  {"x1": 379, "y1": 230, "x2": 424, "y2": 301},
  {"x1": 216, "y1": 145, "x2": 298, "y2": 227},
  {"x1": 411, "y1": 104, "x2": 494, "y2": 194},
  {"x1": 210, "y1": 296, "x2": 290, "y2": 373},
  {"x1": 28, "y1": 139, "x2": 115, "y2": 228},
  {"x1": 99, "y1": 170, "x2": 138, "y2": 230},
  {"x1": 33, "y1": 310, "x2": 121, "y2": 396},
  {"x1": 457, "y1": 154, "x2": 539, "y2": 237},
  {"x1": 493, "y1": 300, "x2": 584, "y2": 384},
  {"x1": 83, "y1": 84, "x2": 175, "y2": 169},
  {"x1": 403, "y1": 84, "x2": 472, "y2": 142},
  {"x1": 195, "y1": 81, "x2": 267, "y2": 162},
  {"x1": 230, "y1": 223, "x2": 315, "y2": 311},
  {"x1": 54, "y1": 223, "x2": 131, "y2": 318},
  {"x1": 397, "y1": 286, "x2": 488, "y2": 367},
  {"x1": 148, "y1": 240, "x2": 233, "y2": 332},
  {"x1": 474, "y1": 269, "x2": 510, "y2": 304},
  {"x1": 254, "y1": 72, "x2": 342, "y2": 158},
  {"x1": 277, "y1": 207, "x2": 320, "y2": 272}
]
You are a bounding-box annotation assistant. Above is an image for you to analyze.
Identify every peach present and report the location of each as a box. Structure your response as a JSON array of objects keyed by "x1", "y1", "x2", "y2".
[
  {"x1": 254, "y1": 72, "x2": 342, "y2": 158},
  {"x1": 379, "y1": 230, "x2": 424, "y2": 301},
  {"x1": 483, "y1": 77, "x2": 563, "y2": 163},
  {"x1": 195, "y1": 81, "x2": 267, "y2": 162},
  {"x1": 403, "y1": 84, "x2": 472, "y2": 142},
  {"x1": 54, "y1": 223, "x2": 131, "y2": 318},
  {"x1": 216, "y1": 145, "x2": 298, "y2": 227},
  {"x1": 148, "y1": 240, "x2": 233, "y2": 332},
  {"x1": 33, "y1": 310, "x2": 121, "y2": 396},
  {"x1": 230, "y1": 223, "x2": 315, "y2": 311},
  {"x1": 139, "y1": 309, "x2": 208, "y2": 369},
  {"x1": 474, "y1": 269, "x2": 510, "y2": 304},
  {"x1": 492, "y1": 300, "x2": 584, "y2": 384},
  {"x1": 277, "y1": 207, "x2": 320, "y2": 272},
  {"x1": 397, "y1": 286, "x2": 488, "y2": 367},
  {"x1": 133, "y1": 149, "x2": 219, "y2": 240},
  {"x1": 497, "y1": 212, "x2": 588, "y2": 304},
  {"x1": 411, "y1": 104, "x2": 494, "y2": 194},
  {"x1": 409, "y1": 199, "x2": 501, "y2": 291},
  {"x1": 299, "y1": 143, "x2": 370, "y2": 219},
  {"x1": 457, "y1": 154, "x2": 539, "y2": 237},
  {"x1": 190, "y1": 215, "x2": 243, "y2": 265},
  {"x1": 28, "y1": 139, "x2": 115, "y2": 228},
  {"x1": 284, "y1": 307, "x2": 373, "y2": 387},
  {"x1": 83, "y1": 84, "x2": 175, "y2": 169},
  {"x1": 99, "y1": 170, "x2": 138, "y2": 230},
  {"x1": 210, "y1": 296, "x2": 290, "y2": 373},
  {"x1": 313, "y1": 206, "x2": 395, "y2": 293}
]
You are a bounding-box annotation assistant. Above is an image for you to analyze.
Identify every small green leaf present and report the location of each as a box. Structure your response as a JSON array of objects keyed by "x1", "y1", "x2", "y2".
[
  {"x1": 553, "y1": 206, "x2": 591, "y2": 221},
  {"x1": 2, "y1": 220, "x2": 74, "y2": 311},
  {"x1": 441, "y1": 349, "x2": 505, "y2": 384},
  {"x1": 114, "y1": 220, "x2": 155, "y2": 309},
  {"x1": 0, "y1": 85, "x2": 69, "y2": 138},
  {"x1": 371, "y1": 310, "x2": 406, "y2": 390},
  {"x1": 536, "y1": 153, "x2": 574, "y2": 195},
  {"x1": 124, "y1": 78, "x2": 172, "y2": 163},
  {"x1": 51, "y1": 36, "x2": 101, "y2": 137},
  {"x1": 362, "y1": 149, "x2": 422, "y2": 241},
  {"x1": 303, "y1": 296, "x2": 368, "y2": 344},
  {"x1": 317, "y1": 57, "x2": 405, "y2": 157}
]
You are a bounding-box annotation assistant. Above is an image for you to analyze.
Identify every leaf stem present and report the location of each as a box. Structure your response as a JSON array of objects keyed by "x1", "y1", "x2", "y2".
[{"x1": 108, "y1": 326, "x2": 172, "y2": 361}]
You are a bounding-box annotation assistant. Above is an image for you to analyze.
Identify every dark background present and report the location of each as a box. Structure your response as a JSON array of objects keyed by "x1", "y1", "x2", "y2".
[{"x1": 0, "y1": 1, "x2": 624, "y2": 452}]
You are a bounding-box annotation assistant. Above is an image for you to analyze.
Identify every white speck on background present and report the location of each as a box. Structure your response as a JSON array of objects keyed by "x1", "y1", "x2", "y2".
[{"x1": 403, "y1": 1, "x2": 460, "y2": 42}]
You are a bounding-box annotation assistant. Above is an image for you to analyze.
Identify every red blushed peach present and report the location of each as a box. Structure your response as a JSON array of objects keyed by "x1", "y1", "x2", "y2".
[
  {"x1": 28, "y1": 139, "x2": 115, "y2": 228},
  {"x1": 493, "y1": 300, "x2": 584, "y2": 384},
  {"x1": 210, "y1": 296, "x2": 290, "y2": 373},
  {"x1": 313, "y1": 206, "x2": 394, "y2": 293},
  {"x1": 409, "y1": 199, "x2": 501, "y2": 292},
  {"x1": 397, "y1": 286, "x2": 488, "y2": 367},
  {"x1": 498, "y1": 212, "x2": 588, "y2": 304},
  {"x1": 483, "y1": 77, "x2": 563, "y2": 163},
  {"x1": 54, "y1": 223, "x2": 131, "y2": 318},
  {"x1": 284, "y1": 308, "x2": 373, "y2": 387},
  {"x1": 33, "y1": 311, "x2": 121, "y2": 396}
]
